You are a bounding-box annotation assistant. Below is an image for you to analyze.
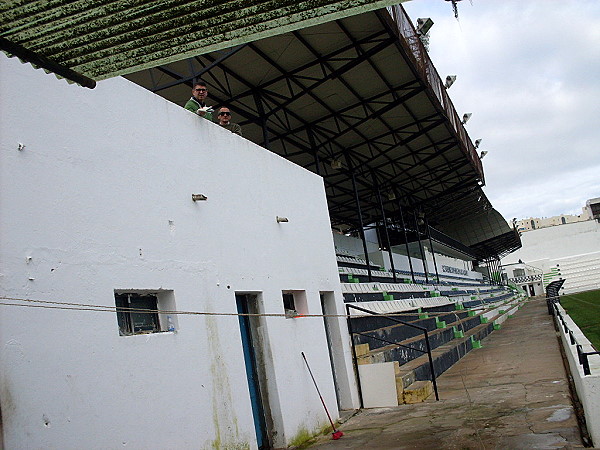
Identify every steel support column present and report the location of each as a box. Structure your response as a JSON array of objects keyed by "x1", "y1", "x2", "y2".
[
  {"x1": 348, "y1": 165, "x2": 372, "y2": 282},
  {"x1": 425, "y1": 217, "x2": 440, "y2": 284},
  {"x1": 413, "y1": 210, "x2": 429, "y2": 284},
  {"x1": 307, "y1": 127, "x2": 321, "y2": 176},
  {"x1": 397, "y1": 200, "x2": 416, "y2": 284},
  {"x1": 253, "y1": 91, "x2": 270, "y2": 150},
  {"x1": 373, "y1": 177, "x2": 397, "y2": 283}
]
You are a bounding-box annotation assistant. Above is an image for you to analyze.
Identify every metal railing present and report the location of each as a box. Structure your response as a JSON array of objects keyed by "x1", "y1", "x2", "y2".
[
  {"x1": 385, "y1": 5, "x2": 484, "y2": 183},
  {"x1": 550, "y1": 298, "x2": 599, "y2": 376},
  {"x1": 346, "y1": 303, "x2": 439, "y2": 407}
]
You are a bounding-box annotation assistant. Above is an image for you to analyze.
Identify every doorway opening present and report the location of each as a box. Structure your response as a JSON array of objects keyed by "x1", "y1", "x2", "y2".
[{"x1": 236, "y1": 294, "x2": 272, "y2": 449}]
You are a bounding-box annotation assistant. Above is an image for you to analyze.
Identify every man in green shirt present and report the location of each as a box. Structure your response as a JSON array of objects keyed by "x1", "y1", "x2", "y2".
[{"x1": 184, "y1": 80, "x2": 213, "y2": 121}]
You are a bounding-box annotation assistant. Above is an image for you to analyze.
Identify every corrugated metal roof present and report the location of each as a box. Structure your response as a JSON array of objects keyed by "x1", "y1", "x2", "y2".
[{"x1": 0, "y1": 0, "x2": 407, "y2": 86}]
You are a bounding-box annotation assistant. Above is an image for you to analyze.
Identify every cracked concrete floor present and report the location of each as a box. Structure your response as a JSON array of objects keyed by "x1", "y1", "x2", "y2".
[{"x1": 307, "y1": 298, "x2": 584, "y2": 449}]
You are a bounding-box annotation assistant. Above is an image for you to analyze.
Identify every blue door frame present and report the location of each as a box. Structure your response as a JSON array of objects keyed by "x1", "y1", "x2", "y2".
[{"x1": 236, "y1": 295, "x2": 268, "y2": 449}]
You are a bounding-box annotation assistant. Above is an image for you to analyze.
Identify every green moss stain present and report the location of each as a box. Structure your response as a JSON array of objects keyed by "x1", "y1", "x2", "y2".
[
  {"x1": 290, "y1": 427, "x2": 313, "y2": 447},
  {"x1": 206, "y1": 315, "x2": 241, "y2": 448},
  {"x1": 290, "y1": 421, "x2": 336, "y2": 448},
  {"x1": 210, "y1": 442, "x2": 250, "y2": 450}
]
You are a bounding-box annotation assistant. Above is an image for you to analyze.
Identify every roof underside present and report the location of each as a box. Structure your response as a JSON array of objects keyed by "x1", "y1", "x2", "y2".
[{"x1": 1, "y1": 2, "x2": 520, "y2": 260}]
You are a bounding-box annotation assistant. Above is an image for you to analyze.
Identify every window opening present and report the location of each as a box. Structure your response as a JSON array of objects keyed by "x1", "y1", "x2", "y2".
[
  {"x1": 114, "y1": 291, "x2": 176, "y2": 336},
  {"x1": 282, "y1": 291, "x2": 308, "y2": 318},
  {"x1": 282, "y1": 293, "x2": 296, "y2": 316},
  {"x1": 513, "y1": 268, "x2": 525, "y2": 278}
]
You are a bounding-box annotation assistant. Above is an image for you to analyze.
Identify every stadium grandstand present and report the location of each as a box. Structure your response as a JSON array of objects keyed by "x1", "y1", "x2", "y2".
[
  {"x1": 117, "y1": 5, "x2": 522, "y2": 285},
  {"x1": 1, "y1": 2, "x2": 524, "y2": 448}
]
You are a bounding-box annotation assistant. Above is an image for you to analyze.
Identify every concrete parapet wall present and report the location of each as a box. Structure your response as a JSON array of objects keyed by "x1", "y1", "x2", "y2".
[{"x1": 554, "y1": 304, "x2": 600, "y2": 446}]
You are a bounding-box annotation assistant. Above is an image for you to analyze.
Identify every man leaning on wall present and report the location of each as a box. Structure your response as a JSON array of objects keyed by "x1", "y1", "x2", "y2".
[
  {"x1": 184, "y1": 80, "x2": 213, "y2": 120},
  {"x1": 217, "y1": 106, "x2": 242, "y2": 137}
]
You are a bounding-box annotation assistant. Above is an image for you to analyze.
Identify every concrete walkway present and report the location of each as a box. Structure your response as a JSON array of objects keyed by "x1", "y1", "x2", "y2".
[{"x1": 307, "y1": 297, "x2": 584, "y2": 449}]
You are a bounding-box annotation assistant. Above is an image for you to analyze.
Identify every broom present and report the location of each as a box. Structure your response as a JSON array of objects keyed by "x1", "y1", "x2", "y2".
[{"x1": 301, "y1": 352, "x2": 344, "y2": 440}]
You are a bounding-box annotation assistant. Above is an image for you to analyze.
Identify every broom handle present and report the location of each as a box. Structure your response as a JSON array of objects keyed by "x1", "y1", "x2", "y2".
[{"x1": 301, "y1": 352, "x2": 336, "y2": 429}]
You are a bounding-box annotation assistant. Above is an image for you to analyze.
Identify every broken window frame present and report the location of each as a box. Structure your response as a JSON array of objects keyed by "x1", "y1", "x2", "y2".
[{"x1": 115, "y1": 292, "x2": 161, "y2": 336}]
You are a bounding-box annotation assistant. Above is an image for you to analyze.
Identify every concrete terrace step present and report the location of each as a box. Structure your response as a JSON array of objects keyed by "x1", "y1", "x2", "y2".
[
  {"x1": 348, "y1": 303, "x2": 458, "y2": 333},
  {"x1": 353, "y1": 297, "x2": 524, "y2": 391},
  {"x1": 402, "y1": 380, "x2": 433, "y2": 404},
  {"x1": 396, "y1": 304, "x2": 523, "y2": 389},
  {"x1": 345, "y1": 297, "x2": 454, "y2": 315},
  {"x1": 354, "y1": 311, "x2": 479, "y2": 355}
]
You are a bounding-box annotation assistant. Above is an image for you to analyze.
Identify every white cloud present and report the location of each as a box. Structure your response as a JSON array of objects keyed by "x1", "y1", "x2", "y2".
[{"x1": 403, "y1": 0, "x2": 600, "y2": 220}]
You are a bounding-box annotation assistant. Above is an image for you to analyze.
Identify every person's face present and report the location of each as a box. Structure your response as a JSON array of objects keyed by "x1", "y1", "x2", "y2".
[
  {"x1": 192, "y1": 84, "x2": 208, "y2": 101},
  {"x1": 218, "y1": 108, "x2": 231, "y2": 124}
]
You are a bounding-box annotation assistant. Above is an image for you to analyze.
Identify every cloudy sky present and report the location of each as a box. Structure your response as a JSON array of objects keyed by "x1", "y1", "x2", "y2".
[{"x1": 402, "y1": 0, "x2": 600, "y2": 221}]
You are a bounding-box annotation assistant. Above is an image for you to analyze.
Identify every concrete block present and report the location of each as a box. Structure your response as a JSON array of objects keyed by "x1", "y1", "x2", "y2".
[
  {"x1": 354, "y1": 343, "x2": 370, "y2": 357},
  {"x1": 402, "y1": 380, "x2": 433, "y2": 404},
  {"x1": 355, "y1": 343, "x2": 374, "y2": 364},
  {"x1": 358, "y1": 362, "x2": 399, "y2": 408},
  {"x1": 393, "y1": 362, "x2": 404, "y2": 404}
]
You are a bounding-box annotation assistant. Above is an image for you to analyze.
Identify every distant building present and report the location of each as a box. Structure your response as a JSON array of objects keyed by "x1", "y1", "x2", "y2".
[
  {"x1": 586, "y1": 197, "x2": 600, "y2": 221},
  {"x1": 512, "y1": 198, "x2": 599, "y2": 233}
]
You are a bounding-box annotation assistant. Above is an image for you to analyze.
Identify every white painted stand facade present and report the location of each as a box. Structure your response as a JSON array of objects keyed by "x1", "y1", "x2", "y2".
[
  {"x1": 502, "y1": 220, "x2": 600, "y2": 295},
  {"x1": 0, "y1": 55, "x2": 359, "y2": 449}
]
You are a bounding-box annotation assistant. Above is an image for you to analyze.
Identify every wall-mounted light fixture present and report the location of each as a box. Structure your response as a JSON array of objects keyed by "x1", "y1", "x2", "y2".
[
  {"x1": 474, "y1": 139, "x2": 482, "y2": 149},
  {"x1": 416, "y1": 18, "x2": 434, "y2": 35},
  {"x1": 480, "y1": 151, "x2": 488, "y2": 159},
  {"x1": 444, "y1": 75, "x2": 457, "y2": 89},
  {"x1": 276, "y1": 216, "x2": 289, "y2": 223},
  {"x1": 192, "y1": 194, "x2": 208, "y2": 201},
  {"x1": 461, "y1": 113, "x2": 472, "y2": 124},
  {"x1": 18, "y1": 143, "x2": 25, "y2": 151}
]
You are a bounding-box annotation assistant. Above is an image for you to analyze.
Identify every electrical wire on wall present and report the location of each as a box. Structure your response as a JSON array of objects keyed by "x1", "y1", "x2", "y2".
[{"x1": 0, "y1": 295, "x2": 471, "y2": 318}]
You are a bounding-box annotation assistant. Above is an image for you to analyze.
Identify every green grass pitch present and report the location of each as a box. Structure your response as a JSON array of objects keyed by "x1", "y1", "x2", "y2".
[{"x1": 560, "y1": 289, "x2": 600, "y2": 351}]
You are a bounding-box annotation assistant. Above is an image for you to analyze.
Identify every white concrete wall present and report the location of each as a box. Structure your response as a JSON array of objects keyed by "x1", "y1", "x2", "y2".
[
  {"x1": 554, "y1": 304, "x2": 600, "y2": 447},
  {"x1": 0, "y1": 55, "x2": 359, "y2": 449},
  {"x1": 504, "y1": 221, "x2": 600, "y2": 264},
  {"x1": 502, "y1": 221, "x2": 600, "y2": 295}
]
